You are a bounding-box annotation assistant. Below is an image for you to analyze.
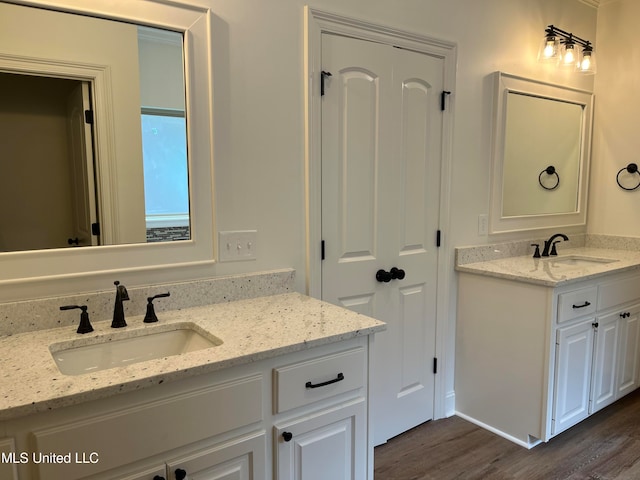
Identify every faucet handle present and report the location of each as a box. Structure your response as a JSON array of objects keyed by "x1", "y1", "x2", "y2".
[
  {"x1": 60, "y1": 305, "x2": 94, "y2": 334},
  {"x1": 531, "y1": 244, "x2": 541, "y2": 258},
  {"x1": 143, "y1": 292, "x2": 171, "y2": 323},
  {"x1": 550, "y1": 241, "x2": 561, "y2": 256}
]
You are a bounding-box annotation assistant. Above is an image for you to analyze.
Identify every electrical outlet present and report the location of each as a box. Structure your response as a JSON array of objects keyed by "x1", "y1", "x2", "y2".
[
  {"x1": 478, "y1": 214, "x2": 489, "y2": 236},
  {"x1": 218, "y1": 230, "x2": 258, "y2": 262}
]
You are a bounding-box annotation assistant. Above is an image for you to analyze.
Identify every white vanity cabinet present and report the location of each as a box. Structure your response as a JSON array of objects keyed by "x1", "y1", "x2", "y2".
[
  {"x1": 272, "y1": 347, "x2": 368, "y2": 480},
  {"x1": 456, "y1": 269, "x2": 640, "y2": 448},
  {"x1": 1, "y1": 336, "x2": 371, "y2": 480}
]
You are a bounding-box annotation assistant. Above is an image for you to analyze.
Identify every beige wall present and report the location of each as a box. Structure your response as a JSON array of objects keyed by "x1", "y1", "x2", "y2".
[{"x1": 589, "y1": 0, "x2": 640, "y2": 236}]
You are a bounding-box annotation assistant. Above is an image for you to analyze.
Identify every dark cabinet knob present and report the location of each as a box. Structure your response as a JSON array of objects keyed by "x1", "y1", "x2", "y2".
[
  {"x1": 153, "y1": 476, "x2": 166, "y2": 480},
  {"x1": 376, "y1": 269, "x2": 392, "y2": 282},
  {"x1": 67, "y1": 237, "x2": 80, "y2": 245},
  {"x1": 283, "y1": 431, "x2": 293, "y2": 442},
  {"x1": 175, "y1": 468, "x2": 187, "y2": 480},
  {"x1": 390, "y1": 267, "x2": 405, "y2": 280}
]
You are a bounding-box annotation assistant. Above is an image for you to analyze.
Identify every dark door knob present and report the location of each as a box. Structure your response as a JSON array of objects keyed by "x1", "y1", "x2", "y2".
[
  {"x1": 390, "y1": 267, "x2": 405, "y2": 280},
  {"x1": 283, "y1": 431, "x2": 293, "y2": 442},
  {"x1": 376, "y1": 269, "x2": 392, "y2": 282}
]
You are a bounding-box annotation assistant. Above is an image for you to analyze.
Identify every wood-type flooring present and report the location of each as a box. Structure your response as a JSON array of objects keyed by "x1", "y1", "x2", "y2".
[{"x1": 374, "y1": 388, "x2": 640, "y2": 480}]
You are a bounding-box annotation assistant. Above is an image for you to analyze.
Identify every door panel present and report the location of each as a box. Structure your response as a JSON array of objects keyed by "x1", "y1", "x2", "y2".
[
  {"x1": 590, "y1": 313, "x2": 619, "y2": 413},
  {"x1": 399, "y1": 284, "x2": 428, "y2": 392},
  {"x1": 321, "y1": 33, "x2": 443, "y2": 444},
  {"x1": 552, "y1": 320, "x2": 594, "y2": 435},
  {"x1": 617, "y1": 306, "x2": 640, "y2": 397},
  {"x1": 339, "y1": 70, "x2": 379, "y2": 260}
]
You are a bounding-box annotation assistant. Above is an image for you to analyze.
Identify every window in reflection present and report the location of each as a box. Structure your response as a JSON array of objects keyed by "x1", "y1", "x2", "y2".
[{"x1": 141, "y1": 109, "x2": 189, "y2": 242}]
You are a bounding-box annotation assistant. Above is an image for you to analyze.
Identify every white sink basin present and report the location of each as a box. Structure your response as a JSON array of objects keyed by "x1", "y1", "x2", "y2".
[
  {"x1": 50, "y1": 323, "x2": 222, "y2": 376},
  {"x1": 545, "y1": 255, "x2": 618, "y2": 268}
]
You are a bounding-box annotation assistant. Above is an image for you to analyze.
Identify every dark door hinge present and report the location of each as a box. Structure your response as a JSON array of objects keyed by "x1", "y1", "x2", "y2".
[
  {"x1": 440, "y1": 90, "x2": 451, "y2": 111},
  {"x1": 321, "y1": 71, "x2": 332, "y2": 96},
  {"x1": 91, "y1": 222, "x2": 100, "y2": 236},
  {"x1": 436, "y1": 230, "x2": 441, "y2": 247},
  {"x1": 433, "y1": 357, "x2": 438, "y2": 374},
  {"x1": 84, "y1": 109, "x2": 94, "y2": 124},
  {"x1": 321, "y1": 240, "x2": 325, "y2": 260}
]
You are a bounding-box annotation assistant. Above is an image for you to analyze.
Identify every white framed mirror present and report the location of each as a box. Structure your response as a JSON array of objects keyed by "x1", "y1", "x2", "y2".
[
  {"x1": 489, "y1": 71, "x2": 593, "y2": 234},
  {"x1": 0, "y1": 0, "x2": 214, "y2": 300}
]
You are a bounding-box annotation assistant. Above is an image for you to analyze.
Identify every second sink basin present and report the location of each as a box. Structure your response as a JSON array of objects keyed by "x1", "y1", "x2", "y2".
[
  {"x1": 50, "y1": 322, "x2": 223, "y2": 376},
  {"x1": 546, "y1": 254, "x2": 618, "y2": 268}
]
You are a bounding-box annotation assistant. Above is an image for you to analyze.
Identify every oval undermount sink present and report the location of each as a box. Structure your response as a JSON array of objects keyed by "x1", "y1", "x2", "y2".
[
  {"x1": 545, "y1": 254, "x2": 619, "y2": 268},
  {"x1": 50, "y1": 322, "x2": 222, "y2": 376}
]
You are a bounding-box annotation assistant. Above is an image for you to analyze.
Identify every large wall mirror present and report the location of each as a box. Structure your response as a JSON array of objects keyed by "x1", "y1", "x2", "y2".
[
  {"x1": 0, "y1": 0, "x2": 214, "y2": 300},
  {"x1": 489, "y1": 72, "x2": 593, "y2": 234}
]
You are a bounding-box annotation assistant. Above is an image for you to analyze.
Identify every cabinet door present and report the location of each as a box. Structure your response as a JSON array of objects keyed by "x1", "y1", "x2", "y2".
[
  {"x1": 590, "y1": 312, "x2": 620, "y2": 413},
  {"x1": 166, "y1": 431, "x2": 266, "y2": 480},
  {"x1": 617, "y1": 305, "x2": 640, "y2": 398},
  {"x1": 552, "y1": 320, "x2": 595, "y2": 435},
  {"x1": 275, "y1": 400, "x2": 366, "y2": 480}
]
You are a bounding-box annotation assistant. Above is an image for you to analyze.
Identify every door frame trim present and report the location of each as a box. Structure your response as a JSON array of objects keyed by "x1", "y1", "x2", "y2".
[{"x1": 303, "y1": 6, "x2": 457, "y2": 421}]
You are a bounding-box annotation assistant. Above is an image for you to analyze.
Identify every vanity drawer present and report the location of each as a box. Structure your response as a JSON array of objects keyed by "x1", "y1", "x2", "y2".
[
  {"x1": 598, "y1": 275, "x2": 640, "y2": 311},
  {"x1": 557, "y1": 287, "x2": 597, "y2": 323},
  {"x1": 273, "y1": 347, "x2": 365, "y2": 413}
]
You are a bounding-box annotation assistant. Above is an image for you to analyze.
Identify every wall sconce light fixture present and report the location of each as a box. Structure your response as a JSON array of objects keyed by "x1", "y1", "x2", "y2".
[{"x1": 538, "y1": 25, "x2": 596, "y2": 74}]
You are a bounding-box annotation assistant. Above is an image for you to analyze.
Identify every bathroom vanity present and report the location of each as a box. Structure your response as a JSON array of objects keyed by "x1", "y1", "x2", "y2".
[
  {"x1": 455, "y1": 246, "x2": 640, "y2": 448},
  {"x1": 0, "y1": 292, "x2": 384, "y2": 479}
]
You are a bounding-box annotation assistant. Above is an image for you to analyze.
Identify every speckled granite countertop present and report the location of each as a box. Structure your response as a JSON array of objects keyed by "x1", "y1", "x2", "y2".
[
  {"x1": 455, "y1": 247, "x2": 640, "y2": 287},
  {"x1": 0, "y1": 293, "x2": 385, "y2": 422}
]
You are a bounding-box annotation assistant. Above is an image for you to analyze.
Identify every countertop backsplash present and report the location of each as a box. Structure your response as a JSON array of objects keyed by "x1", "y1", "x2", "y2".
[
  {"x1": 456, "y1": 233, "x2": 587, "y2": 265},
  {"x1": 456, "y1": 234, "x2": 640, "y2": 266},
  {"x1": 0, "y1": 269, "x2": 295, "y2": 337}
]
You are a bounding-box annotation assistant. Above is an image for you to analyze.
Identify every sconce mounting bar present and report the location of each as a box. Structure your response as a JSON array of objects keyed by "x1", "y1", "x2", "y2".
[{"x1": 545, "y1": 25, "x2": 592, "y2": 48}]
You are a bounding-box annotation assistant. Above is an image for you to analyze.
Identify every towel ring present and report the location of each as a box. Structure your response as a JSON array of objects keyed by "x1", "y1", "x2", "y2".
[
  {"x1": 616, "y1": 163, "x2": 640, "y2": 191},
  {"x1": 539, "y1": 166, "x2": 560, "y2": 190}
]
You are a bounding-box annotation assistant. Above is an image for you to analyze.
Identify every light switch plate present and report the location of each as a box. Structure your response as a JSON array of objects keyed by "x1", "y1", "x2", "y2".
[
  {"x1": 478, "y1": 214, "x2": 489, "y2": 236},
  {"x1": 218, "y1": 230, "x2": 258, "y2": 262}
]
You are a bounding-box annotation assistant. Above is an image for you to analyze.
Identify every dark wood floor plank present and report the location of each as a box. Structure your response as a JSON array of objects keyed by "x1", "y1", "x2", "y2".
[{"x1": 374, "y1": 389, "x2": 640, "y2": 480}]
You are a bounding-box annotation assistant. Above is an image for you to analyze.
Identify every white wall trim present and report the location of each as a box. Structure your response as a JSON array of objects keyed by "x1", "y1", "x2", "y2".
[
  {"x1": 455, "y1": 411, "x2": 543, "y2": 449},
  {"x1": 303, "y1": 5, "x2": 457, "y2": 421}
]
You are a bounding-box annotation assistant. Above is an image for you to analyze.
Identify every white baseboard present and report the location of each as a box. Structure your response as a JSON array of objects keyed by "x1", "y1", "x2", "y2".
[{"x1": 454, "y1": 411, "x2": 543, "y2": 449}]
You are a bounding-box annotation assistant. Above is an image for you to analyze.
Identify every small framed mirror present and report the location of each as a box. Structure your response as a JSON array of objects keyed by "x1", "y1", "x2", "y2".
[{"x1": 489, "y1": 72, "x2": 593, "y2": 234}]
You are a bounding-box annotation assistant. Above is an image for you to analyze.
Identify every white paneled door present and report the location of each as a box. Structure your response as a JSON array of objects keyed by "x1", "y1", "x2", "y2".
[{"x1": 321, "y1": 33, "x2": 444, "y2": 445}]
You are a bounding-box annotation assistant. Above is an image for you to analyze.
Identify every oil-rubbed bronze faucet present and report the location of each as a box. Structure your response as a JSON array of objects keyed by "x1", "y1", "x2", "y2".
[
  {"x1": 541, "y1": 233, "x2": 569, "y2": 257},
  {"x1": 112, "y1": 281, "x2": 130, "y2": 328}
]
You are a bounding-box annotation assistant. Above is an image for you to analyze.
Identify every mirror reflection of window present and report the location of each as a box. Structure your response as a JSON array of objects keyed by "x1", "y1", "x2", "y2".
[
  {"x1": 137, "y1": 26, "x2": 189, "y2": 243},
  {"x1": 141, "y1": 109, "x2": 189, "y2": 241}
]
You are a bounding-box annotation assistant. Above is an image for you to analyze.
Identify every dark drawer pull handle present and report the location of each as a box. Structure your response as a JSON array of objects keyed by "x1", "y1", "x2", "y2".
[
  {"x1": 306, "y1": 372, "x2": 344, "y2": 389},
  {"x1": 572, "y1": 301, "x2": 591, "y2": 309}
]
